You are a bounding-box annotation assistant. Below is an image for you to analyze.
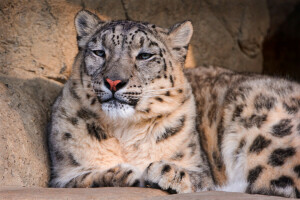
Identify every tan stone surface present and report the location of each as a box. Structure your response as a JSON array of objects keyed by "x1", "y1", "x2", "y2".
[
  {"x1": 0, "y1": 77, "x2": 62, "y2": 187},
  {"x1": 0, "y1": 187, "x2": 296, "y2": 200},
  {"x1": 0, "y1": 187, "x2": 167, "y2": 200},
  {"x1": 150, "y1": 191, "x2": 298, "y2": 200}
]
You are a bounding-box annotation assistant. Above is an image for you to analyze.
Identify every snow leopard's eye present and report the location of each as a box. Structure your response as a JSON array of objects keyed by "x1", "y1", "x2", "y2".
[
  {"x1": 93, "y1": 50, "x2": 106, "y2": 58},
  {"x1": 136, "y1": 53, "x2": 153, "y2": 60}
]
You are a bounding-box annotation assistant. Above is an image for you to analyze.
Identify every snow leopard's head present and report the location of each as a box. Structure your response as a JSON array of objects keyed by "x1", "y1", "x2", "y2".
[{"x1": 74, "y1": 10, "x2": 193, "y2": 120}]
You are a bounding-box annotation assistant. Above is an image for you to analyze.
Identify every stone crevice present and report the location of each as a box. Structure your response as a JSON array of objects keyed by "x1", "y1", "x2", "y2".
[{"x1": 121, "y1": 0, "x2": 131, "y2": 20}]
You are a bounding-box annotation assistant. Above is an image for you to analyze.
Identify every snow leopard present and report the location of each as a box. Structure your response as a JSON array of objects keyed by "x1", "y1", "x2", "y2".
[{"x1": 47, "y1": 10, "x2": 300, "y2": 198}]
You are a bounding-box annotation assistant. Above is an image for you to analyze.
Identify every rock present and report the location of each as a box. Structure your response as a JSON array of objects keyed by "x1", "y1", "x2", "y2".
[
  {"x1": 0, "y1": 187, "x2": 167, "y2": 200},
  {"x1": 0, "y1": 76, "x2": 62, "y2": 187},
  {"x1": 0, "y1": 187, "x2": 295, "y2": 200},
  {"x1": 149, "y1": 191, "x2": 296, "y2": 200}
]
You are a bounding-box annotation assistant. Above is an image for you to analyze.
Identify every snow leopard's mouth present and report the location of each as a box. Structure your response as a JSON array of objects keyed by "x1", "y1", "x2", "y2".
[
  {"x1": 99, "y1": 96, "x2": 137, "y2": 107},
  {"x1": 100, "y1": 97, "x2": 136, "y2": 119},
  {"x1": 102, "y1": 98, "x2": 129, "y2": 106}
]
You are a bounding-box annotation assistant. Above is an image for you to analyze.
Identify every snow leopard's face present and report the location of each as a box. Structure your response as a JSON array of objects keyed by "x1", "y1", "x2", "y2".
[{"x1": 75, "y1": 10, "x2": 193, "y2": 119}]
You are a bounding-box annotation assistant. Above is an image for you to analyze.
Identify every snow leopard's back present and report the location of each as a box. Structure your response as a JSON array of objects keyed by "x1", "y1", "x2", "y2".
[{"x1": 185, "y1": 66, "x2": 300, "y2": 198}]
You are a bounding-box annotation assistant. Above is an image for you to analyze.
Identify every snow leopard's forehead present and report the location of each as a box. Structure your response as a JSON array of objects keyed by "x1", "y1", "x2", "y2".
[
  {"x1": 95, "y1": 20, "x2": 158, "y2": 33},
  {"x1": 86, "y1": 20, "x2": 167, "y2": 52}
]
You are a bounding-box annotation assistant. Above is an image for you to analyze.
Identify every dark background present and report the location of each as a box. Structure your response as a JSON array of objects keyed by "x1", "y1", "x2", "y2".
[{"x1": 263, "y1": 1, "x2": 300, "y2": 81}]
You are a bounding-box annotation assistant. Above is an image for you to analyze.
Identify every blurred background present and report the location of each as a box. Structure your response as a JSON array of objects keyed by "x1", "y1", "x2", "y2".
[{"x1": 0, "y1": 0, "x2": 299, "y2": 187}]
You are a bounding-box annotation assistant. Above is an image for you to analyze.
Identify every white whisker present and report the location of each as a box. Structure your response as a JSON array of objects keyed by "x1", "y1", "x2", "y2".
[{"x1": 143, "y1": 85, "x2": 185, "y2": 93}]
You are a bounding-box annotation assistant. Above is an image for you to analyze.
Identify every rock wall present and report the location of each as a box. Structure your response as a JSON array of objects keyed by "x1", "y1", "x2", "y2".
[
  {"x1": 0, "y1": 0, "x2": 270, "y2": 82},
  {"x1": 0, "y1": 0, "x2": 278, "y2": 187}
]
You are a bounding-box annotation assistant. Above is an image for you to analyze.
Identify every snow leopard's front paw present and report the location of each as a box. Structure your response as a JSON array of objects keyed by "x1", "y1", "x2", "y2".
[
  {"x1": 92, "y1": 164, "x2": 142, "y2": 187},
  {"x1": 143, "y1": 161, "x2": 194, "y2": 194}
]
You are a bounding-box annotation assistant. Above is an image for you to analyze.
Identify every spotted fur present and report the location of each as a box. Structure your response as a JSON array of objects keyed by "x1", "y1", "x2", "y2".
[
  {"x1": 48, "y1": 10, "x2": 300, "y2": 198},
  {"x1": 185, "y1": 66, "x2": 300, "y2": 198}
]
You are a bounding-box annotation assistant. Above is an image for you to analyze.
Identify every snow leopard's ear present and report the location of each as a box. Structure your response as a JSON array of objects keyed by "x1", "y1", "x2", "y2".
[
  {"x1": 168, "y1": 21, "x2": 193, "y2": 48},
  {"x1": 168, "y1": 21, "x2": 193, "y2": 64},
  {"x1": 75, "y1": 10, "x2": 102, "y2": 48}
]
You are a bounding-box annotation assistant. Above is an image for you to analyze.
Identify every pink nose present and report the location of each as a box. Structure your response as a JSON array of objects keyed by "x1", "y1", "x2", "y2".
[{"x1": 106, "y1": 78, "x2": 121, "y2": 91}]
